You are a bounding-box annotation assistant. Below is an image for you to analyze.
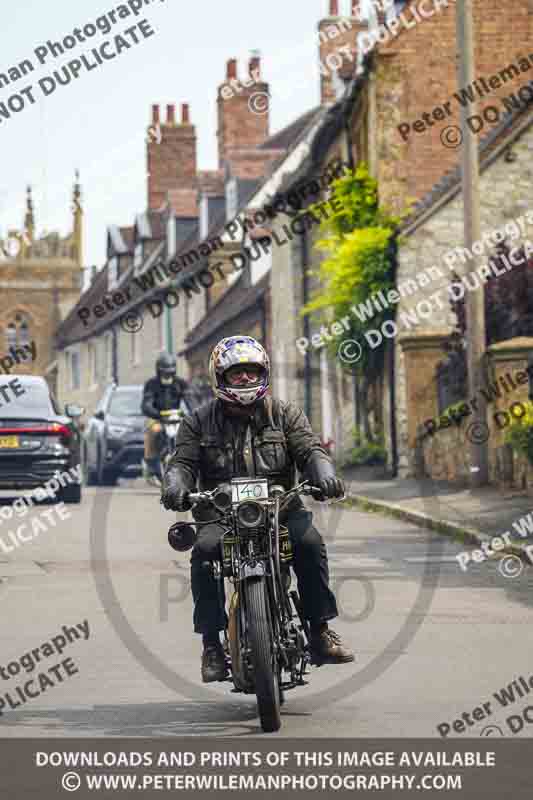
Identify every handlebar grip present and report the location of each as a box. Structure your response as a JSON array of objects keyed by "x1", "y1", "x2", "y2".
[{"x1": 187, "y1": 492, "x2": 205, "y2": 503}]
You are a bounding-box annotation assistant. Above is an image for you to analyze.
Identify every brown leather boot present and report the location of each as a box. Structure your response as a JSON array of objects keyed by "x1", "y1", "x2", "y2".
[
  {"x1": 201, "y1": 643, "x2": 227, "y2": 683},
  {"x1": 310, "y1": 626, "x2": 355, "y2": 665}
]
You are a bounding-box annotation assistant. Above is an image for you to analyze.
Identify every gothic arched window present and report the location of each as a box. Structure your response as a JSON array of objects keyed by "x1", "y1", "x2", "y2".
[
  {"x1": 19, "y1": 319, "x2": 30, "y2": 346},
  {"x1": 5, "y1": 323, "x2": 17, "y2": 350},
  {"x1": 4, "y1": 313, "x2": 31, "y2": 350}
]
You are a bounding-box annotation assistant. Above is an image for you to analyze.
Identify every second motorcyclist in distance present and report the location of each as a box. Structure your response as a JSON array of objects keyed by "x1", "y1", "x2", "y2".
[
  {"x1": 161, "y1": 335, "x2": 354, "y2": 682},
  {"x1": 141, "y1": 352, "x2": 190, "y2": 481}
]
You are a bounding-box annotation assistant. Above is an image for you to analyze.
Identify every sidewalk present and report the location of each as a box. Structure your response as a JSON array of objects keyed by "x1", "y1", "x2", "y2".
[{"x1": 341, "y1": 466, "x2": 533, "y2": 562}]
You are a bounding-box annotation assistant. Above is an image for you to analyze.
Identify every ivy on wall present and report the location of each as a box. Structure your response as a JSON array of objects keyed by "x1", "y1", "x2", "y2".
[{"x1": 301, "y1": 163, "x2": 404, "y2": 379}]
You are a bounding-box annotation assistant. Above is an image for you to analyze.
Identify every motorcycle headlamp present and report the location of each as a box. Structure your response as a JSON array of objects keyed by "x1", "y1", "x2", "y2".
[
  {"x1": 212, "y1": 484, "x2": 232, "y2": 513},
  {"x1": 237, "y1": 500, "x2": 265, "y2": 528},
  {"x1": 168, "y1": 522, "x2": 197, "y2": 552}
]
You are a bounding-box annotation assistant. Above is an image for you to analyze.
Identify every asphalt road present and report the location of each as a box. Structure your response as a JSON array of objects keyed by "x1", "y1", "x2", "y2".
[{"x1": 0, "y1": 478, "x2": 532, "y2": 739}]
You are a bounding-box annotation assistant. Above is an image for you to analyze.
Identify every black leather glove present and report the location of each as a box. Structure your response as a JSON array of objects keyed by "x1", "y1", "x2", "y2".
[
  {"x1": 161, "y1": 468, "x2": 193, "y2": 511},
  {"x1": 161, "y1": 488, "x2": 192, "y2": 512},
  {"x1": 305, "y1": 455, "x2": 345, "y2": 501}
]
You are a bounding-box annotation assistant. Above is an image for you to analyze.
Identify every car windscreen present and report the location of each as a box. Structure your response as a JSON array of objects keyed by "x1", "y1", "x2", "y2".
[
  {"x1": 108, "y1": 390, "x2": 143, "y2": 417},
  {"x1": 0, "y1": 381, "x2": 55, "y2": 418}
]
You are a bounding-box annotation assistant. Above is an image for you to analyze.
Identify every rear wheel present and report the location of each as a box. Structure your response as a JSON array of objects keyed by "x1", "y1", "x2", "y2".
[{"x1": 245, "y1": 577, "x2": 281, "y2": 733}]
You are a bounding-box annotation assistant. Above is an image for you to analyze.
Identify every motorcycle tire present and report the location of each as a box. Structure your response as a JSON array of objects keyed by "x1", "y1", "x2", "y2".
[{"x1": 245, "y1": 577, "x2": 281, "y2": 733}]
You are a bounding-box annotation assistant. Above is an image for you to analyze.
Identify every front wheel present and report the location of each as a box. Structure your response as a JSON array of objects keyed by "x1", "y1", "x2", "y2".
[{"x1": 245, "y1": 577, "x2": 281, "y2": 733}]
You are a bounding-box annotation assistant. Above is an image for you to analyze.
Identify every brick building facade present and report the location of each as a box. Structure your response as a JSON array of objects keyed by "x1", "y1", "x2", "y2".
[
  {"x1": 53, "y1": 0, "x2": 533, "y2": 488},
  {"x1": 0, "y1": 181, "x2": 83, "y2": 397}
]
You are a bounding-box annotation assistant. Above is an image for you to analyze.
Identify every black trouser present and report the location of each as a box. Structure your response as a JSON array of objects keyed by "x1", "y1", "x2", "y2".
[{"x1": 190, "y1": 508, "x2": 338, "y2": 634}]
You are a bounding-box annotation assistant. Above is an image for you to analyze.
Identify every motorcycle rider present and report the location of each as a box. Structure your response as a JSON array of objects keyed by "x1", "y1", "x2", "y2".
[
  {"x1": 161, "y1": 335, "x2": 354, "y2": 683},
  {"x1": 142, "y1": 352, "x2": 189, "y2": 480}
]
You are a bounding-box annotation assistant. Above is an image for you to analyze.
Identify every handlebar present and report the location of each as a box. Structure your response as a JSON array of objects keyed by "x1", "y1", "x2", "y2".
[{"x1": 186, "y1": 481, "x2": 345, "y2": 507}]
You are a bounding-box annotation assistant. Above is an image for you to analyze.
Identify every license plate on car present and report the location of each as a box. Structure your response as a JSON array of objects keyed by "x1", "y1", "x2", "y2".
[
  {"x1": 232, "y1": 479, "x2": 269, "y2": 503},
  {"x1": 0, "y1": 436, "x2": 19, "y2": 448}
]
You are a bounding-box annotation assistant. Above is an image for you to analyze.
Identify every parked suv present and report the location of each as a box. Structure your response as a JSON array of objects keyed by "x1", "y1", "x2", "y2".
[
  {"x1": 0, "y1": 375, "x2": 83, "y2": 502},
  {"x1": 83, "y1": 384, "x2": 145, "y2": 485}
]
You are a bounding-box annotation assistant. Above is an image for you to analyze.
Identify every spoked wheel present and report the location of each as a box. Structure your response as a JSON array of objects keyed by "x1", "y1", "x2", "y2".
[
  {"x1": 245, "y1": 577, "x2": 281, "y2": 733},
  {"x1": 279, "y1": 671, "x2": 285, "y2": 706}
]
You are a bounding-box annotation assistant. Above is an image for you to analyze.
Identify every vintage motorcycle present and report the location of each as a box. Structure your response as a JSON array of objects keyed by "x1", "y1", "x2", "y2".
[
  {"x1": 167, "y1": 478, "x2": 338, "y2": 733},
  {"x1": 144, "y1": 408, "x2": 185, "y2": 486}
]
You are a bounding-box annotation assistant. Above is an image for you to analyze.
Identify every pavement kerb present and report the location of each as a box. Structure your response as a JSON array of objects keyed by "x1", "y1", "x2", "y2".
[{"x1": 342, "y1": 491, "x2": 532, "y2": 563}]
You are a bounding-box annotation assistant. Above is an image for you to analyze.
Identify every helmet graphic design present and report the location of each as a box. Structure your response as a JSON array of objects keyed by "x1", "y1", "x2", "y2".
[{"x1": 209, "y1": 335, "x2": 270, "y2": 406}]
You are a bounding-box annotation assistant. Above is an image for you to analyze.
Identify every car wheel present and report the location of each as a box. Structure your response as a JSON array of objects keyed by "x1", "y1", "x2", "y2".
[
  {"x1": 57, "y1": 482, "x2": 82, "y2": 504},
  {"x1": 97, "y1": 455, "x2": 118, "y2": 487},
  {"x1": 83, "y1": 446, "x2": 98, "y2": 486},
  {"x1": 96, "y1": 448, "x2": 117, "y2": 487},
  {"x1": 101, "y1": 467, "x2": 118, "y2": 487}
]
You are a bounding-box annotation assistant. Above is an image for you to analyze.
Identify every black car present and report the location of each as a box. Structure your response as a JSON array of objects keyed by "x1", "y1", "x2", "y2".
[
  {"x1": 0, "y1": 375, "x2": 83, "y2": 503},
  {"x1": 83, "y1": 384, "x2": 145, "y2": 485}
]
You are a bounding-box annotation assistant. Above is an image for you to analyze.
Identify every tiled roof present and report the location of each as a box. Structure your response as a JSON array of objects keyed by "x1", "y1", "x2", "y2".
[
  {"x1": 258, "y1": 107, "x2": 322, "y2": 151},
  {"x1": 180, "y1": 272, "x2": 269, "y2": 355},
  {"x1": 54, "y1": 265, "x2": 109, "y2": 346},
  {"x1": 226, "y1": 148, "x2": 284, "y2": 181}
]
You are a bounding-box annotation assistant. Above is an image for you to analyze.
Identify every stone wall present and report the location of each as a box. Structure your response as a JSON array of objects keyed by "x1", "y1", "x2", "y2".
[
  {"x1": 395, "y1": 121, "x2": 533, "y2": 476},
  {"x1": 419, "y1": 337, "x2": 533, "y2": 491}
]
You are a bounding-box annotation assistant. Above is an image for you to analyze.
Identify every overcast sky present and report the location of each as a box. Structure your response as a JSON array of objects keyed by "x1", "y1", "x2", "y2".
[{"x1": 0, "y1": 0, "x2": 339, "y2": 270}]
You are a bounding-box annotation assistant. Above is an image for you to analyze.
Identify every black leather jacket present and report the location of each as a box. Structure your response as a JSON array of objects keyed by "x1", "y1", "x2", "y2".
[
  {"x1": 141, "y1": 376, "x2": 189, "y2": 420},
  {"x1": 163, "y1": 396, "x2": 333, "y2": 520}
]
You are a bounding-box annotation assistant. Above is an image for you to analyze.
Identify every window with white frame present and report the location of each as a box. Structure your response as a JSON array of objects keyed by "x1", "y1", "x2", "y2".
[
  {"x1": 69, "y1": 349, "x2": 80, "y2": 390},
  {"x1": 199, "y1": 195, "x2": 209, "y2": 240},
  {"x1": 88, "y1": 342, "x2": 97, "y2": 386},
  {"x1": 108, "y1": 256, "x2": 118, "y2": 291},
  {"x1": 167, "y1": 215, "x2": 176, "y2": 258},
  {"x1": 5, "y1": 312, "x2": 31, "y2": 349},
  {"x1": 134, "y1": 242, "x2": 144, "y2": 273},
  {"x1": 184, "y1": 294, "x2": 191, "y2": 333},
  {"x1": 6, "y1": 323, "x2": 17, "y2": 349},
  {"x1": 104, "y1": 333, "x2": 113, "y2": 381},
  {"x1": 226, "y1": 178, "x2": 238, "y2": 221}
]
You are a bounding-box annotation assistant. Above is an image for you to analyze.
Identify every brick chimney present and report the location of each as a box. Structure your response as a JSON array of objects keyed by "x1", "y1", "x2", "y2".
[
  {"x1": 147, "y1": 103, "x2": 197, "y2": 210},
  {"x1": 319, "y1": 0, "x2": 367, "y2": 106},
  {"x1": 216, "y1": 54, "x2": 270, "y2": 169}
]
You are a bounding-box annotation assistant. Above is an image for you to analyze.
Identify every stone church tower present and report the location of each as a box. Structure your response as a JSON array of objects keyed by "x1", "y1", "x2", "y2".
[{"x1": 0, "y1": 176, "x2": 84, "y2": 395}]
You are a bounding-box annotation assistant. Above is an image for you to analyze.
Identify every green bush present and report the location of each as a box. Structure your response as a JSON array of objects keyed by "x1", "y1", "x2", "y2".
[
  {"x1": 505, "y1": 401, "x2": 533, "y2": 465},
  {"x1": 344, "y1": 426, "x2": 387, "y2": 466},
  {"x1": 346, "y1": 441, "x2": 387, "y2": 466}
]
